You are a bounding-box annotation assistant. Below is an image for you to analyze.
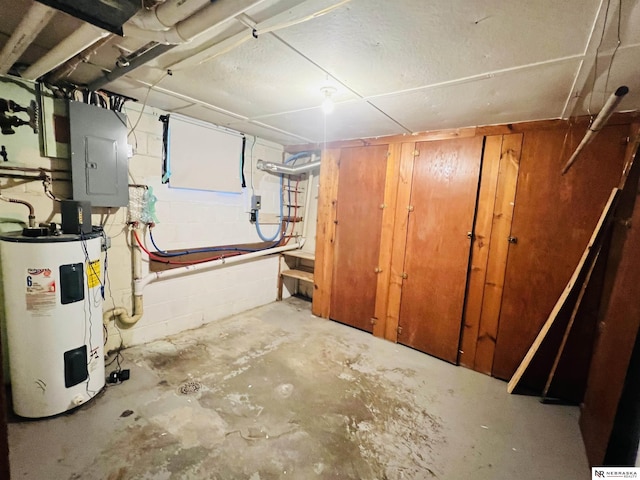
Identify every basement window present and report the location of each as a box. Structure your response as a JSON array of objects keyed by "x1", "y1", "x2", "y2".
[{"x1": 161, "y1": 114, "x2": 244, "y2": 193}]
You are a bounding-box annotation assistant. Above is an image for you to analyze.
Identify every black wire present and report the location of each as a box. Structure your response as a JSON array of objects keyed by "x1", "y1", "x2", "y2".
[
  {"x1": 102, "y1": 231, "x2": 125, "y2": 374},
  {"x1": 241, "y1": 135, "x2": 247, "y2": 188},
  {"x1": 80, "y1": 233, "x2": 98, "y2": 396}
]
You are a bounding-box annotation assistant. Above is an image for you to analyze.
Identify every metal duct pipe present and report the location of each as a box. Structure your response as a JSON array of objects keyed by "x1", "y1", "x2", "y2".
[
  {"x1": 256, "y1": 159, "x2": 321, "y2": 175},
  {"x1": 0, "y1": 1, "x2": 57, "y2": 74},
  {"x1": 22, "y1": 24, "x2": 110, "y2": 80},
  {"x1": 562, "y1": 85, "x2": 630, "y2": 175}
]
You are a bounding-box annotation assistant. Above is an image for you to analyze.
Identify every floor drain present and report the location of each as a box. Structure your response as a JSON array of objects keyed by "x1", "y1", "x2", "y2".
[{"x1": 178, "y1": 381, "x2": 202, "y2": 395}]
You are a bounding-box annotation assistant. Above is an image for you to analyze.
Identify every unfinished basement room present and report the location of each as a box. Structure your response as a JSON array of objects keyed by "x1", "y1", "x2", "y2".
[{"x1": 0, "y1": 0, "x2": 639, "y2": 479}]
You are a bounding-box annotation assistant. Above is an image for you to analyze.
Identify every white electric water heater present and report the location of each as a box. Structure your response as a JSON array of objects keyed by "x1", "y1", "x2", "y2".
[{"x1": 0, "y1": 231, "x2": 105, "y2": 418}]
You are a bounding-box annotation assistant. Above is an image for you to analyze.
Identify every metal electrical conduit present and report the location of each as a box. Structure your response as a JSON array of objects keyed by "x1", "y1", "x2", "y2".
[{"x1": 102, "y1": 233, "x2": 304, "y2": 327}]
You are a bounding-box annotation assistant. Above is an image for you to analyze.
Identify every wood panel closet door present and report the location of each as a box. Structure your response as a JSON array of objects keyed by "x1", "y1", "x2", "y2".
[
  {"x1": 397, "y1": 136, "x2": 484, "y2": 362},
  {"x1": 330, "y1": 145, "x2": 388, "y2": 332},
  {"x1": 491, "y1": 125, "x2": 629, "y2": 387}
]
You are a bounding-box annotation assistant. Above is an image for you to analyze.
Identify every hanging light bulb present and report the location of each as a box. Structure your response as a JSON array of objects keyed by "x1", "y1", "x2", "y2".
[{"x1": 320, "y1": 86, "x2": 336, "y2": 114}]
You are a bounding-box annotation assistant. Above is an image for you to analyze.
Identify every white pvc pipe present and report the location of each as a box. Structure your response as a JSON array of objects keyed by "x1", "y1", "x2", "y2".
[
  {"x1": 134, "y1": 239, "x2": 305, "y2": 295},
  {"x1": 124, "y1": 0, "x2": 269, "y2": 45},
  {"x1": 22, "y1": 24, "x2": 110, "y2": 80},
  {"x1": 0, "y1": 2, "x2": 56, "y2": 74},
  {"x1": 129, "y1": 0, "x2": 210, "y2": 31},
  {"x1": 562, "y1": 85, "x2": 630, "y2": 174}
]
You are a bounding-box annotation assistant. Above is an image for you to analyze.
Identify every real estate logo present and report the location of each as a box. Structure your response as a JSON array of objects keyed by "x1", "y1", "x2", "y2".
[{"x1": 592, "y1": 467, "x2": 640, "y2": 479}]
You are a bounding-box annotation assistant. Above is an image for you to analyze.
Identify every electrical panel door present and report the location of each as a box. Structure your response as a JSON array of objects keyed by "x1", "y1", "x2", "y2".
[{"x1": 69, "y1": 101, "x2": 129, "y2": 207}]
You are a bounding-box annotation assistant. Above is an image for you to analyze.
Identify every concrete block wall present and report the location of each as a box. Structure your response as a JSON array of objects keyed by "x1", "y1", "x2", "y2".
[{"x1": 0, "y1": 97, "x2": 311, "y2": 359}]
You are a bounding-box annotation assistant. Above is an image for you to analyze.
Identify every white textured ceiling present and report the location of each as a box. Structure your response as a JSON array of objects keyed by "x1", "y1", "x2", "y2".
[{"x1": 1, "y1": 0, "x2": 639, "y2": 145}]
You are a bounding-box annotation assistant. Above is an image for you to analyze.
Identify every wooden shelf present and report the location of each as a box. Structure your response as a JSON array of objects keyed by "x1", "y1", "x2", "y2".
[
  {"x1": 282, "y1": 250, "x2": 315, "y2": 261},
  {"x1": 281, "y1": 269, "x2": 313, "y2": 282},
  {"x1": 278, "y1": 250, "x2": 315, "y2": 300}
]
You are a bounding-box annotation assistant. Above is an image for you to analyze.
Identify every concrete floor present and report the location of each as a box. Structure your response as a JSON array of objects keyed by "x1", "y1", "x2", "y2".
[{"x1": 8, "y1": 298, "x2": 588, "y2": 479}]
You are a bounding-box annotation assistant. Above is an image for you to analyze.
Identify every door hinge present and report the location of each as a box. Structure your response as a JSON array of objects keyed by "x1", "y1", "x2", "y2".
[
  {"x1": 407, "y1": 205, "x2": 414, "y2": 212},
  {"x1": 507, "y1": 236, "x2": 518, "y2": 244},
  {"x1": 413, "y1": 150, "x2": 420, "y2": 156},
  {"x1": 467, "y1": 231, "x2": 474, "y2": 240},
  {"x1": 401, "y1": 272, "x2": 408, "y2": 279},
  {"x1": 379, "y1": 203, "x2": 387, "y2": 209},
  {"x1": 397, "y1": 326, "x2": 403, "y2": 335},
  {"x1": 370, "y1": 317, "x2": 378, "y2": 325},
  {"x1": 374, "y1": 267, "x2": 383, "y2": 274}
]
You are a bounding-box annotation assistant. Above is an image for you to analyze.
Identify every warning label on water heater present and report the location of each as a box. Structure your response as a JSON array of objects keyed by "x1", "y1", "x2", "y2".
[
  {"x1": 86, "y1": 260, "x2": 100, "y2": 289},
  {"x1": 26, "y1": 268, "x2": 56, "y2": 314}
]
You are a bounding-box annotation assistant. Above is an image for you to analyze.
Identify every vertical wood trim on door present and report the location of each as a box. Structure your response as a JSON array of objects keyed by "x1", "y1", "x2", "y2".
[
  {"x1": 330, "y1": 145, "x2": 389, "y2": 332},
  {"x1": 385, "y1": 143, "x2": 417, "y2": 341},
  {"x1": 373, "y1": 144, "x2": 401, "y2": 338},
  {"x1": 397, "y1": 137, "x2": 484, "y2": 363},
  {"x1": 459, "y1": 135, "x2": 502, "y2": 368},
  {"x1": 474, "y1": 133, "x2": 522, "y2": 374},
  {"x1": 312, "y1": 148, "x2": 341, "y2": 318}
]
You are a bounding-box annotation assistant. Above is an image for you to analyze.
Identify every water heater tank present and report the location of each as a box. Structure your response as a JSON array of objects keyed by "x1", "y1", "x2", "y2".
[{"x1": 0, "y1": 231, "x2": 105, "y2": 418}]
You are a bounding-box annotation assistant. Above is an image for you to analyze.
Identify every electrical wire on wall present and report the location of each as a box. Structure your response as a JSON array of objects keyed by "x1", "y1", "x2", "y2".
[
  {"x1": 101, "y1": 227, "x2": 125, "y2": 377},
  {"x1": 138, "y1": 153, "x2": 316, "y2": 266},
  {"x1": 254, "y1": 151, "x2": 313, "y2": 242},
  {"x1": 587, "y1": 0, "x2": 622, "y2": 118},
  {"x1": 79, "y1": 232, "x2": 103, "y2": 397}
]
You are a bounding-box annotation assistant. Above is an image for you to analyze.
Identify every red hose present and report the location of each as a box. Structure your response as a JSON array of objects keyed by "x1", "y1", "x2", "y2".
[{"x1": 133, "y1": 230, "x2": 243, "y2": 265}]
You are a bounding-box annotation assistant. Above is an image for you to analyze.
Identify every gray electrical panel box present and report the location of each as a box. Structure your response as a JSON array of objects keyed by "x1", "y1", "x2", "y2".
[{"x1": 69, "y1": 101, "x2": 129, "y2": 207}]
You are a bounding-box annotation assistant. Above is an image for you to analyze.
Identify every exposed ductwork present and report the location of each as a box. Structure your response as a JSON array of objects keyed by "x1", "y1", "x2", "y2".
[{"x1": 0, "y1": 1, "x2": 57, "y2": 75}]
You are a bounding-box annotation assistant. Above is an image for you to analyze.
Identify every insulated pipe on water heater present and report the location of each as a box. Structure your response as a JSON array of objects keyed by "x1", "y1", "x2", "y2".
[{"x1": 562, "y1": 86, "x2": 630, "y2": 175}]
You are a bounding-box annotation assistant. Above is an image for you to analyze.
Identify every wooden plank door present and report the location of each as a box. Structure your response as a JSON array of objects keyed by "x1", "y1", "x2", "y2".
[
  {"x1": 397, "y1": 136, "x2": 484, "y2": 362},
  {"x1": 330, "y1": 145, "x2": 388, "y2": 332},
  {"x1": 459, "y1": 134, "x2": 521, "y2": 373},
  {"x1": 491, "y1": 125, "x2": 629, "y2": 388}
]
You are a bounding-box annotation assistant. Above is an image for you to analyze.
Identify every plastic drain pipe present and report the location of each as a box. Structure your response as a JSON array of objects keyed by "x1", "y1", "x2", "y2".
[
  {"x1": 103, "y1": 229, "x2": 144, "y2": 328},
  {"x1": 562, "y1": 85, "x2": 629, "y2": 175},
  {"x1": 135, "y1": 239, "x2": 305, "y2": 294}
]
